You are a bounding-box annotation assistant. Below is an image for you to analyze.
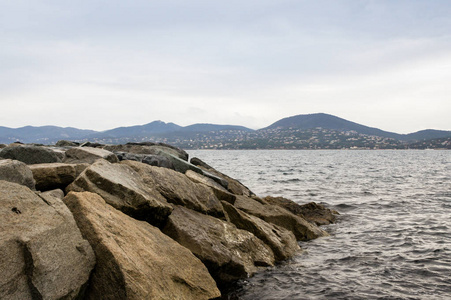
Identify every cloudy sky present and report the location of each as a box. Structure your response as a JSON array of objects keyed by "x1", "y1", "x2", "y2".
[{"x1": 1, "y1": 0, "x2": 450, "y2": 133}]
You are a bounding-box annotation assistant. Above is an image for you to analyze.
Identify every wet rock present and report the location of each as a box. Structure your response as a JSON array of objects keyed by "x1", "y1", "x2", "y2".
[
  {"x1": 234, "y1": 196, "x2": 328, "y2": 241},
  {"x1": 222, "y1": 201, "x2": 300, "y2": 261},
  {"x1": 264, "y1": 196, "x2": 339, "y2": 225},
  {"x1": 66, "y1": 159, "x2": 172, "y2": 227},
  {"x1": 0, "y1": 181, "x2": 95, "y2": 300},
  {"x1": 186, "y1": 170, "x2": 236, "y2": 204},
  {"x1": 191, "y1": 157, "x2": 254, "y2": 196},
  {"x1": 122, "y1": 160, "x2": 225, "y2": 218},
  {"x1": 0, "y1": 145, "x2": 61, "y2": 164},
  {"x1": 163, "y1": 206, "x2": 274, "y2": 285},
  {"x1": 0, "y1": 159, "x2": 35, "y2": 190},
  {"x1": 64, "y1": 192, "x2": 220, "y2": 300},
  {"x1": 30, "y1": 163, "x2": 89, "y2": 191},
  {"x1": 64, "y1": 147, "x2": 118, "y2": 164}
]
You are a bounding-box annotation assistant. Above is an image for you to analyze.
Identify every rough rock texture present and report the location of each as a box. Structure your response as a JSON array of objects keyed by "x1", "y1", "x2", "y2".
[
  {"x1": 0, "y1": 159, "x2": 35, "y2": 190},
  {"x1": 115, "y1": 152, "x2": 175, "y2": 169},
  {"x1": 40, "y1": 189, "x2": 65, "y2": 201},
  {"x1": 0, "y1": 181, "x2": 95, "y2": 300},
  {"x1": 55, "y1": 140, "x2": 79, "y2": 147},
  {"x1": 122, "y1": 160, "x2": 225, "y2": 218},
  {"x1": 66, "y1": 159, "x2": 172, "y2": 227},
  {"x1": 234, "y1": 196, "x2": 328, "y2": 241},
  {"x1": 103, "y1": 143, "x2": 189, "y2": 161},
  {"x1": 264, "y1": 196, "x2": 339, "y2": 225},
  {"x1": 64, "y1": 192, "x2": 221, "y2": 300},
  {"x1": 163, "y1": 206, "x2": 275, "y2": 285},
  {"x1": 64, "y1": 147, "x2": 119, "y2": 164},
  {"x1": 191, "y1": 157, "x2": 254, "y2": 196},
  {"x1": 222, "y1": 201, "x2": 300, "y2": 261},
  {"x1": 30, "y1": 163, "x2": 89, "y2": 191},
  {"x1": 0, "y1": 145, "x2": 61, "y2": 164},
  {"x1": 186, "y1": 170, "x2": 236, "y2": 204}
]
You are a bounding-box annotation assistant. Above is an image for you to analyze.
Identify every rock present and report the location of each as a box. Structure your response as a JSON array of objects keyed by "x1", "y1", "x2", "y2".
[
  {"x1": 40, "y1": 189, "x2": 65, "y2": 201},
  {"x1": 30, "y1": 163, "x2": 89, "y2": 191},
  {"x1": 0, "y1": 159, "x2": 36, "y2": 190},
  {"x1": 0, "y1": 144, "x2": 6, "y2": 149},
  {"x1": 122, "y1": 160, "x2": 225, "y2": 218},
  {"x1": 64, "y1": 192, "x2": 220, "y2": 300},
  {"x1": 0, "y1": 145, "x2": 61, "y2": 164},
  {"x1": 163, "y1": 206, "x2": 275, "y2": 285},
  {"x1": 264, "y1": 196, "x2": 339, "y2": 225},
  {"x1": 115, "y1": 151, "x2": 175, "y2": 169},
  {"x1": 221, "y1": 201, "x2": 300, "y2": 261},
  {"x1": 114, "y1": 151, "x2": 144, "y2": 162},
  {"x1": 55, "y1": 140, "x2": 79, "y2": 147},
  {"x1": 80, "y1": 142, "x2": 104, "y2": 148},
  {"x1": 0, "y1": 181, "x2": 95, "y2": 300},
  {"x1": 64, "y1": 147, "x2": 119, "y2": 164},
  {"x1": 66, "y1": 159, "x2": 172, "y2": 227},
  {"x1": 186, "y1": 170, "x2": 236, "y2": 204},
  {"x1": 191, "y1": 157, "x2": 254, "y2": 196},
  {"x1": 234, "y1": 196, "x2": 328, "y2": 241},
  {"x1": 103, "y1": 143, "x2": 189, "y2": 161}
]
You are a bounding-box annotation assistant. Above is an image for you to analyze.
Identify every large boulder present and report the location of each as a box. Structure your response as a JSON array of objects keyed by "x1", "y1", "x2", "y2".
[
  {"x1": 234, "y1": 196, "x2": 328, "y2": 241},
  {"x1": 0, "y1": 159, "x2": 35, "y2": 189},
  {"x1": 221, "y1": 201, "x2": 300, "y2": 261},
  {"x1": 64, "y1": 192, "x2": 220, "y2": 300},
  {"x1": 264, "y1": 196, "x2": 339, "y2": 225},
  {"x1": 191, "y1": 157, "x2": 254, "y2": 196},
  {"x1": 186, "y1": 170, "x2": 236, "y2": 204},
  {"x1": 55, "y1": 140, "x2": 79, "y2": 147},
  {"x1": 63, "y1": 147, "x2": 119, "y2": 164},
  {"x1": 30, "y1": 163, "x2": 89, "y2": 191},
  {"x1": 0, "y1": 181, "x2": 95, "y2": 300},
  {"x1": 103, "y1": 143, "x2": 189, "y2": 161},
  {"x1": 122, "y1": 160, "x2": 225, "y2": 218},
  {"x1": 66, "y1": 159, "x2": 172, "y2": 227},
  {"x1": 0, "y1": 145, "x2": 61, "y2": 164},
  {"x1": 163, "y1": 206, "x2": 275, "y2": 285},
  {"x1": 115, "y1": 152, "x2": 175, "y2": 169}
]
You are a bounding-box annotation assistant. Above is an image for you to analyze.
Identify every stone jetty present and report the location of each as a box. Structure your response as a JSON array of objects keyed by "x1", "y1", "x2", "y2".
[{"x1": 0, "y1": 142, "x2": 337, "y2": 299}]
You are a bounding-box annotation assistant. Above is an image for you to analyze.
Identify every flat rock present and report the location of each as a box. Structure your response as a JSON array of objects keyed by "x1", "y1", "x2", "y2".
[
  {"x1": 264, "y1": 196, "x2": 339, "y2": 225},
  {"x1": 163, "y1": 206, "x2": 275, "y2": 285},
  {"x1": 104, "y1": 143, "x2": 189, "y2": 161},
  {"x1": 63, "y1": 147, "x2": 119, "y2": 164},
  {"x1": 122, "y1": 160, "x2": 225, "y2": 218},
  {"x1": 234, "y1": 196, "x2": 328, "y2": 241},
  {"x1": 66, "y1": 159, "x2": 172, "y2": 227},
  {"x1": 0, "y1": 145, "x2": 61, "y2": 164},
  {"x1": 0, "y1": 181, "x2": 95, "y2": 300},
  {"x1": 186, "y1": 170, "x2": 236, "y2": 204},
  {"x1": 64, "y1": 192, "x2": 220, "y2": 300},
  {"x1": 30, "y1": 163, "x2": 88, "y2": 191},
  {"x1": 222, "y1": 201, "x2": 300, "y2": 261},
  {"x1": 0, "y1": 159, "x2": 35, "y2": 190}
]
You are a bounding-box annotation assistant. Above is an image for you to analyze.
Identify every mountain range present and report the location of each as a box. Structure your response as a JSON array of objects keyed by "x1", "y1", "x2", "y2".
[{"x1": 1, "y1": 113, "x2": 450, "y2": 149}]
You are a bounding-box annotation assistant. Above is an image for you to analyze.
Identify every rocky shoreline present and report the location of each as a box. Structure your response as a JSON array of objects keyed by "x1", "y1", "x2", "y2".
[{"x1": 0, "y1": 141, "x2": 338, "y2": 299}]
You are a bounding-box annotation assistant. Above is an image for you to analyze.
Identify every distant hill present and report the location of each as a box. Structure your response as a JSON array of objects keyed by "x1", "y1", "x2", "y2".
[
  {"x1": 0, "y1": 126, "x2": 97, "y2": 144},
  {"x1": 181, "y1": 124, "x2": 253, "y2": 132},
  {"x1": 92, "y1": 121, "x2": 182, "y2": 138}
]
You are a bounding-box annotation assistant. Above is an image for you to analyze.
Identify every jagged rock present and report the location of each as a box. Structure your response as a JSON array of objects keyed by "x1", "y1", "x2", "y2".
[
  {"x1": 40, "y1": 189, "x2": 65, "y2": 201},
  {"x1": 0, "y1": 181, "x2": 95, "y2": 300},
  {"x1": 30, "y1": 163, "x2": 89, "y2": 191},
  {"x1": 0, "y1": 159, "x2": 35, "y2": 189},
  {"x1": 64, "y1": 147, "x2": 118, "y2": 164},
  {"x1": 64, "y1": 192, "x2": 221, "y2": 300},
  {"x1": 221, "y1": 201, "x2": 300, "y2": 261},
  {"x1": 191, "y1": 157, "x2": 254, "y2": 196},
  {"x1": 163, "y1": 206, "x2": 274, "y2": 285},
  {"x1": 122, "y1": 160, "x2": 225, "y2": 218},
  {"x1": 264, "y1": 196, "x2": 339, "y2": 225},
  {"x1": 115, "y1": 151, "x2": 175, "y2": 169},
  {"x1": 66, "y1": 159, "x2": 172, "y2": 227},
  {"x1": 55, "y1": 140, "x2": 79, "y2": 147},
  {"x1": 234, "y1": 196, "x2": 328, "y2": 241},
  {"x1": 79, "y1": 142, "x2": 104, "y2": 148},
  {"x1": 0, "y1": 145, "x2": 61, "y2": 164},
  {"x1": 186, "y1": 170, "x2": 236, "y2": 204},
  {"x1": 103, "y1": 143, "x2": 189, "y2": 161}
]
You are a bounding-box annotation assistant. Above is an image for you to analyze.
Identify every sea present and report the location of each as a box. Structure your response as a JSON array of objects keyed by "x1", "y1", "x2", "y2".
[{"x1": 187, "y1": 150, "x2": 451, "y2": 300}]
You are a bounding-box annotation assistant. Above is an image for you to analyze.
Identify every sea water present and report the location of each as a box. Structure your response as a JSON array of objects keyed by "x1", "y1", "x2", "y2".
[{"x1": 187, "y1": 150, "x2": 451, "y2": 300}]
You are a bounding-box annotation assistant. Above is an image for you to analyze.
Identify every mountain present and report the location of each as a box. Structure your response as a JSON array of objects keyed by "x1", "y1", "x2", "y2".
[
  {"x1": 181, "y1": 124, "x2": 253, "y2": 132},
  {"x1": 93, "y1": 121, "x2": 182, "y2": 138},
  {"x1": 0, "y1": 126, "x2": 97, "y2": 144}
]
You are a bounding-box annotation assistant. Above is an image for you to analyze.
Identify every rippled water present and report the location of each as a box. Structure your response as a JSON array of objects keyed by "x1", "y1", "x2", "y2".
[{"x1": 188, "y1": 150, "x2": 451, "y2": 300}]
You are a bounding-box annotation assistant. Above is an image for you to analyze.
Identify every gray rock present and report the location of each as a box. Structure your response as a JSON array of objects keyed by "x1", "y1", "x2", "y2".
[
  {"x1": 30, "y1": 163, "x2": 89, "y2": 191},
  {"x1": 186, "y1": 170, "x2": 236, "y2": 204},
  {"x1": 163, "y1": 206, "x2": 275, "y2": 285},
  {"x1": 0, "y1": 181, "x2": 95, "y2": 300},
  {"x1": 104, "y1": 143, "x2": 189, "y2": 161},
  {"x1": 64, "y1": 192, "x2": 221, "y2": 300},
  {"x1": 64, "y1": 147, "x2": 118, "y2": 164},
  {"x1": 0, "y1": 159, "x2": 35, "y2": 190},
  {"x1": 55, "y1": 140, "x2": 79, "y2": 147},
  {"x1": 66, "y1": 159, "x2": 173, "y2": 227},
  {"x1": 0, "y1": 145, "x2": 61, "y2": 165}
]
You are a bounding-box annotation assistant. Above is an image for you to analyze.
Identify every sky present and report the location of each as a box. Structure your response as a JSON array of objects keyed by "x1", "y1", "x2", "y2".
[{"x1": 1, "y1": 0, "x2": 450, "y2": 134}]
